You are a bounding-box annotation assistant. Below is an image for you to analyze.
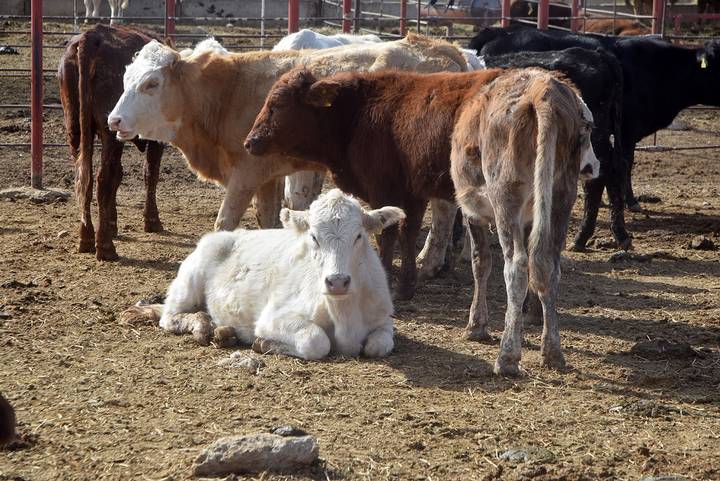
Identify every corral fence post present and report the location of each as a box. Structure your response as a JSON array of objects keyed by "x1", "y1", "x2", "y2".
[
  {"x1": 165, "y1": 0, "x2": 176, "y2": 38},
  {"x1": 354, "y1": 0, "x2": 361, "y2": 33},
  {"x1": 501, "y1": 0, "x2": 511, "y2": 27},
  {"x1": 288, "y1": 0, "x2": 300, "y2": 33},
  {"x1": 342, "y1": 0, "x2": 352, "y2": 33},
  {"x1": 537, "y1": 0, "x2": 549, "y2": 29},
  {"x1": 31, "y1": 0, "x2": 43, "y2": 189},
  {"x1": 570, "y1": 0, "x2": 580, "y2": 32},
  {"x1": 400, "y1": 0, "x2": 407, "y2": 35},
  {"x1": 651, "y1": 0, "x2": 664, "y2": 34}
]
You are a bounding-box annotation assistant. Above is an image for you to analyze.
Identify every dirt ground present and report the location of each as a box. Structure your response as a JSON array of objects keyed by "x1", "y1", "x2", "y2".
[{"x1": 1, "y1": 21, "x2": 720, "y2": 481}]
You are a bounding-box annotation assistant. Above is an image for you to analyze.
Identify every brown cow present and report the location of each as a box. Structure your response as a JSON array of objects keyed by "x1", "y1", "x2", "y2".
[
  {"x1": 244, "y1": 68, "x2": 597, "y2": 308},
  {"x1": 58, "y1": 24, "x2": 165, "y2": 261},
  {"x1": 451, "y1": 69, "x2": 595, "y2": 375}
]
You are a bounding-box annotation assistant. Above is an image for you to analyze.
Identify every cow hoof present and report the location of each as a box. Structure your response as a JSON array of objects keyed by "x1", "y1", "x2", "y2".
[
  {"x1": 252, "y1": 337, "x2": 274, "y2": 354},
  {"x1": 541, "y1": 350, "x2": 566, "y2": 370},
  {"x1": 191, "y1": 314, "x2": 213, "y2": 346},
  {"x1": 144, "y1": 219, "x2": 164, "y2": 233},
  {"x1": 617, "y1": 237, "x2": 633, "y2": 251},
  {"x1": 493, "y1": 360, "x2": 527, "y2": 378},
  {"x1": 464, "y1": 327, "x2": 494, "y2": 343},
  {"x1": 568, "y1": 242, "x2": 587, "y2": 253},
  {"x1": 78, "y1": 240, "x2": 96, "y2": 254},
  {"x1": 213, "y1": 326, "x2": 238, "y2": 348},
  {"x1": 120, "y1": 305, "x2": 159, "y2": 326},
  {"x1": 393, "y1": 287, "x2": 415, "y2": 301},
  {"x1": 96, "y1": 247, "x2": 119, "y2": 261},
  {"x1": 627, "y1": 202, "x2": 642, "y2": 213}
]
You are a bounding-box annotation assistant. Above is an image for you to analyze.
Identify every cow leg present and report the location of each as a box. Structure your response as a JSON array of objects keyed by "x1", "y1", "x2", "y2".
[
  {"x1": 571, "y1": 178, "x2": 604, "y2": 251},
  {"x1": 493, "y1": 211, "x2": 528, "y2": 377},
  {"x1": 395, "y1": 201, "x2": 426, "y2": 300},
  {"x1": 75, "y1": 143, "x2": 95, "y2": 254},
  {"x1": 95, "y1": 135, "x2": 123, "y2": 261},
  {"x1": 214, "y1": 168, "x2": 259, "y2": 231},
  {"x1": 143, "y1": 141, "x2": 164, "y2": 233},
  {"x1": 523, "y1": 224, "x2": 543, "y2": 326},
  {"x1": 605, "y1": 162, "x2": 632, "y2": 250},
  {"x1": 624, "y1": 146, "x2": 641, "y2": 212},
  {"x1": 377, "y1": 224, "x2": 399, "y2": 278},
  {"x1": 161, "y1": 311, "x2": 214, "y2": 346},
  {"x1": 254, "y1": 308, "x2": 331, "y2": 360},
  {"x1": 464, "y1": 220, "x2": 493, "y2": 341},
  {"x1": 363, "y1": 321, "x2": 394, "y2": 358},
  {"x1": 284, "y1": 170, "x2": 325, "y2": 210},
  {"x1": 252, "y1": 178, "x2": 284, "y2": 228},
  {"x1": 417, "y1": 198, "x2": 457, "y2": 280}
]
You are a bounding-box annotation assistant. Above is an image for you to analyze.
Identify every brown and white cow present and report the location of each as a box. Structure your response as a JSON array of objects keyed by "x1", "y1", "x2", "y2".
[
  {"x1": 245, "y1": 67, "x2": 597, "y2": 370},
  {"x1": 59, "y1": 24, "x2": 165, "y2": 260},
  {"x1": 107, "y1": 34, "x2": 467, "y2": 237}
]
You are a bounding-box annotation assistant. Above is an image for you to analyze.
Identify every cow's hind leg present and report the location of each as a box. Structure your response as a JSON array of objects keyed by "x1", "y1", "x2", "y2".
[
  {"x1": 464, "y1": 220, "x2": 493, "y2": 341},
  {"x1": 95, "y1": 134, "x2": 123, "y2": 260},
  {"x1": 143, "y1": 141, "x2": 164, "y2": 232},
  {"x1": 395, "y1": 201, "x2": 425, "y2": 300},
  {"x1": 417, "y1": 198, "x2": 457, "y2": 280},
  {"x1": 253, "y1": 178, "x2": 284, "y2": 228},
  {"x1": 493, "y1": 202, "x2": 529, "y2": 377}
]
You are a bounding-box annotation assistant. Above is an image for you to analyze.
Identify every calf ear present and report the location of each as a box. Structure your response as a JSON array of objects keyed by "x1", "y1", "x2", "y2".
[
  {"x1": 280, "y1": 208, "x2": 310, "y2": 232},
  {"x1": 305, "y1": 80, "x2": 342, "y2": 108},
  {"x1": 363, "y1": 207, "x2": 406, "y2": 234}
]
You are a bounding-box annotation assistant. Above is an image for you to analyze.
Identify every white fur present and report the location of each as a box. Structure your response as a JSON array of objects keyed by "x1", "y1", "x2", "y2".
[
  {"x1": 578, "y1": 98, "x2": 600, "y2": 180},
  {"x1": 272, "y1": 30, "x2": 383, "y2": 211},
  {"x1": 459, "y1": 48, "x2": 484, "y2": 71},
  {"x1": 158, "y1": 189, "x2": 404, "y2": 360},
  {"x1": 84, "y1": 0, "x2": 129, "y2": 24},
  {"x1": 272, "y1": 29, "x2": 382, "y2": 52}
]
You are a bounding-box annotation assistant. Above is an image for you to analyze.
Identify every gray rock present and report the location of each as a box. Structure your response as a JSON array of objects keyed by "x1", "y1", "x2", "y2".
[
  {"x1": 639, "y1": 477, "x2": 688, "y2": 481},
  {"x1": 0, "y1": 187, "x2": 70, "y2": 204},
  {"x1": 272, "y1": 426, "x2": 308, "y2": 437},
  {"x1": 499, "y1": 446, "x2": 555, "y2": 464},
  {"x1": 192, "y1": 433, "x2": 319, "y2": 476},
  {"x1": 217, "y1": 352, "x2": 265, "y2": 374}
]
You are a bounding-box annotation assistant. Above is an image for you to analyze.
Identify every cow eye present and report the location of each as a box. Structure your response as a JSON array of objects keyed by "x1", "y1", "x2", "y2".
[
  {"x1": 310, "y1": 234, "x2": 319, "y2": 246},
  {"x1": 355, "y1": 233, "x2": 362, "y2": 243},
  {"x1": 143, "y1": 79, "x2": 159, "y2": 92}
]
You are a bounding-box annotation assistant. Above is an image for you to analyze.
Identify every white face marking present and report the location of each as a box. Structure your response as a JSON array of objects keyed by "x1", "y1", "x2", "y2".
[
  {"x1": 577, "y1": 97, "x2": 600, "y2": 180},
  {"x1": 107, "y1": 40, "x2": 181, "y2": 143}
]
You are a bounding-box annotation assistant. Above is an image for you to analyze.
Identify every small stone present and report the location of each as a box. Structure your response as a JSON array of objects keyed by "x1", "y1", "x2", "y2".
[
  {"x1": 0, "y1": 312, "x2": 11, "y2": 320},
  {"x1": 689, "y1": 235, "x2": 715, "y2": 251},
  {"x1": 272, "y1": 426, "x2": 308, "y2": 437},
  {"x1": 639, "y1": 477, "x2": 689, "y2": 481},
  {"x1": 0, "y1": 187, "x2": 70, "y2": 204},
  {"x1": 192, "y1": 433, "x2": 319, "y2": 476},
  {"x1": 666, "y1": 118, "x2": 691, "y2": 131},
  {"x1": 57, "y1": 230, "x2": 69, "y2": 238},
  {"x1": 217, "y1": 352, "x2": 265, "y2": 375},
  {"x1": 629, "y1": 339, "x2": 702, "y2": 360},
  {"x1": 636, "y1": 194, "x2": 662, "y2": 204},
  {"x1": 608, "y1": 251, "x2": 653, "y2": 263},
  {"x1": 592, "y1": 237, "x2": 617, "y2": 249},
  {"x1": 499, "y1": 446, "x2": 555, "y2": 464}
]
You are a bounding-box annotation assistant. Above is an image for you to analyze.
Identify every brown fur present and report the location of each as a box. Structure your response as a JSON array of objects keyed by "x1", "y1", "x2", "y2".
[
  {"x1": 582, "y1": 18, "x2": 650, "y2": 36},
  {"x1": 58, "y1": 24, "x2": 165, "y2": 261},
  {"x1": 451, "y1": 68, "x2": 592, "y2": 375}
]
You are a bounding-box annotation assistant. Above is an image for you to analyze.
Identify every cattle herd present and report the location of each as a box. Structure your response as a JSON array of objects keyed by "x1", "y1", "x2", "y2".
[{"x1": 50, "y1": 22, "x2": 720, "y2": 379}]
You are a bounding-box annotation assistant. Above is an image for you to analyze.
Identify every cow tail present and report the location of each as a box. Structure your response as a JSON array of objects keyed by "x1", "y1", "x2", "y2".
[
  {"x1": 528, "y1": 91, "x2": 557, "y2": 294},
  {"x1": 76, "y1": 35, "x2": 96, "y2": 180}
]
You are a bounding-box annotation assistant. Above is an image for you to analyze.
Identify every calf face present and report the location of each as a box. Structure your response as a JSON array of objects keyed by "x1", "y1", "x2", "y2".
[
  {"x1": 108, "y1": 40, "x2": 183, "y2": 143},
  {"x1": 283, "y1": 189, "x2": 405, "y2": 298},
  {"x1": 245, "y1": 69, "x2": 339, "y2": 158},
  {"x1": 577, "y1": 100, "x2": 600, "y2": 180}
]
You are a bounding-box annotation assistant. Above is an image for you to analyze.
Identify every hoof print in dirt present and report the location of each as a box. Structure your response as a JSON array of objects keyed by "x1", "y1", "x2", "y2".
[
  {"x1": 629, "y1": 339, "x2": 703, "y2": 360},
  {"x1": 192, "y1": 433, "x2": 319, "y2": 476},
  {"x1": 688, "y1": 235, "x2": 716, "y2": 251}
]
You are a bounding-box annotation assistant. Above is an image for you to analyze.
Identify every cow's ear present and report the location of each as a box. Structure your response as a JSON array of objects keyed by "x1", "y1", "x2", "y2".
[
  {"x1": 280, "y1": 208, "x2": 310, "y2": 232},
  {"x1": 305, "y1": 80, "x2": 342, "y2": 108},
  {"x1": 362, "y1": 206, "x2": 406, "y2": 234}
]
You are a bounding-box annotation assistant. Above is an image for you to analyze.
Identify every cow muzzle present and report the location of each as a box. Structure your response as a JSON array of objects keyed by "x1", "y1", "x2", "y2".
[
  {"x1": 108, "y1": 115, "x2": 135, "y2": 141},
  {"x1": 244, "y1": 134, "x2": 268, "y2": 156},
  {"x1": 324, "y1": 274, "x2": 351, "y2": 296}
]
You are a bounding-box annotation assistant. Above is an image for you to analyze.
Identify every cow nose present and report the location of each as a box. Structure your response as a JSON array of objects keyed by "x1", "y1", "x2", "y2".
[
  {"x1": 580, "y1": 162, "x2": 594, "y2": 177},
  {"x1": 108, "y1": 115, "x2": 122, "y2": 131},
  {"x1": 325, "y1": 274, "x2": 351, "y2": 295},
  {"x1": 244, "y1": 135, "x2": 260, "y2": 152}
]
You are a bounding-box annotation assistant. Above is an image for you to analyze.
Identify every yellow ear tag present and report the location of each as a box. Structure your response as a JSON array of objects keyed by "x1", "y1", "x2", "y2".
[
  {"x1": 701, "y1": 56, "x2": 708, "y2": 69},
  {"x1": 324, "y1": 101, "x2": 332, "y2": 107}
]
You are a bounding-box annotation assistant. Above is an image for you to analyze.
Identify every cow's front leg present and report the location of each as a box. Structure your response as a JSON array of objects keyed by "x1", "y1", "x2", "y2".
[
  {"x1": 214, "y1": 169, "x2": 259, "y2": 231},
  {"x1": 255, "y1": 308, "x2": 331, "y2": 360},
  {"x1": 160, "y1": 311, "x2": 214, "y2": 346},
  {"x1": 417, "y1": 198, "x2": 457, "y2": 280},
  {"x1": 252, "y1": 178, "x2": 284, "y2": 228},
  {"x1": 363, "y1": 321, "x2": 394, "y2": 358}
]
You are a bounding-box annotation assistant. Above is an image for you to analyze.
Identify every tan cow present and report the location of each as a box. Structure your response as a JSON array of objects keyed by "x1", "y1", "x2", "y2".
[{"x1": 107, "y1": 34, "x2": 467, "y2": 236}]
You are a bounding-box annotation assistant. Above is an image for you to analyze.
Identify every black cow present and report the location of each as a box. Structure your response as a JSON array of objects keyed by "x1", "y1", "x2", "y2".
[
  {"x1": 470, "y1": 27, "x2": 720, "y2": 249},
  {"x1": 481, "y1": 48, "x2": 627, "y2": 250}
]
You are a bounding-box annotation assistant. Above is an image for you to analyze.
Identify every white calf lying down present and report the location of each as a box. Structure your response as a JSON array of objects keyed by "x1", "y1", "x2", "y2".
[
  {"x1": 272, "y1": 29, "x2": 384, "y2": 211},
  {"x1": 126, "y1": 190, "x2": 404, "y2": 360}
]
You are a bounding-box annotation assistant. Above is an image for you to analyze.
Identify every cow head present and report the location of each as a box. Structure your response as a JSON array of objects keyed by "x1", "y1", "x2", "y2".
[
  {"x1": 280, "y1": 189, "x2": 405, "y2": 298},
  {"x1": 577, "y1": 98, "x2": 600, "y2": 180},
  {"x1": 245, "y1": 68, "x2": 343, "y2": 158},
  {"x1": 108, "y1": 40, "x2": 183, "y2": 143},
  {"x1": 698, "y1": 40, "x2": 720, "y2": 73}
]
